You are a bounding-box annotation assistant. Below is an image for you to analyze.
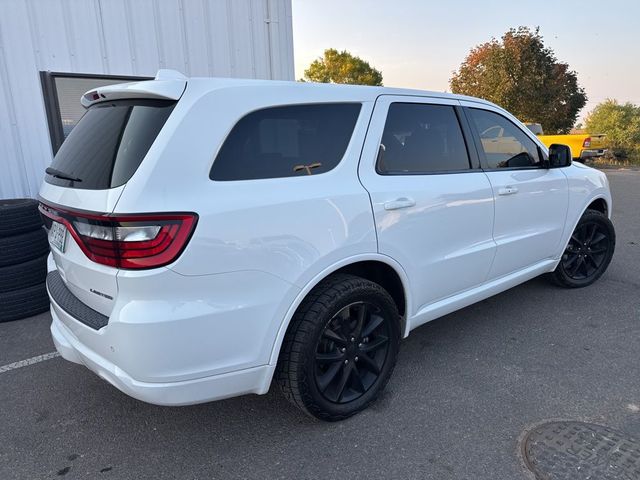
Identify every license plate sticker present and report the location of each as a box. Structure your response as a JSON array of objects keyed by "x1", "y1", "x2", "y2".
[{"x1": 49, "y1": 221, "x2": 68, "y2": 253}]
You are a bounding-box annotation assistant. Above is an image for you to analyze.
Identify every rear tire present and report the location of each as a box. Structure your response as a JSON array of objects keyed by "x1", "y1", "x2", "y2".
[
  {"x1": 277, "y1": 274, "x2": 401, "y2": 421},
  {"x1": 550, "y1": 209, "x2": 615, "y2": 288}
]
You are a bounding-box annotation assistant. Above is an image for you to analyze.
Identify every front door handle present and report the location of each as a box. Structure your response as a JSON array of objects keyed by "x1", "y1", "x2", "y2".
[
  {"x1": 498, "y1": 186, "x2": 519, "y2": 196},
  {"x1": 384, "y1": 197, "x2": 416, "y2": 210}
]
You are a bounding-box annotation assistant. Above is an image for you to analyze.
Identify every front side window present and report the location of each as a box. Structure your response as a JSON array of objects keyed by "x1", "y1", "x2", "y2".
[
  {"x1": 468, "y1": 108, "x2": 542, "y2": 169},
  {"x1": 210, "y1": 103, "x2": 362, "y2": 181},
  {"x1": 377, "y1": 103, "x2": 470, "y2": 174}
]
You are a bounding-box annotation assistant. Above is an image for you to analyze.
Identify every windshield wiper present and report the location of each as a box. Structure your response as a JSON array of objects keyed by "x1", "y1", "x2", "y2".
[{"x1": 45, "y1": 167, "x2": 82, "y2": 182}]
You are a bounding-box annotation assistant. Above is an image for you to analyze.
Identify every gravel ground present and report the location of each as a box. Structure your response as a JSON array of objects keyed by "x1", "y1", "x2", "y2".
[{"x1": 1, "y1": 169, "x2": 638, "y2": 480}]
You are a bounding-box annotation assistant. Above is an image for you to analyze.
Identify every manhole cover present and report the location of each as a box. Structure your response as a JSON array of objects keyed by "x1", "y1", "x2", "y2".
[{"x1": 523, "y1": 421, "x2": 640, "y2": 479}]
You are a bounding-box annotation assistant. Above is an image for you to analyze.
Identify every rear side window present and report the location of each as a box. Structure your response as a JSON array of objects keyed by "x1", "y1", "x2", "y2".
[
  {"x1": 210, "y1": 103, "x2": 361, "y2": 181},
  {"x1": 377, "y1": 103, "x2": 470, "y2": 174},
  {"x1": 468, "y1": 108, "x2": 541, "y2": 169},
  {"x1": 46, "y1": 99, "x2": 175, "y2": 189}
]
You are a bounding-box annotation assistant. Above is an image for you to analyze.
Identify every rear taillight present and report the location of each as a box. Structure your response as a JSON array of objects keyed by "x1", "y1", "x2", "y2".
[
  {"x1": 39, "y1": 203, "x2": 197, "y2": 269},
  {"x1": 583, "y1": 137, "x2": 591, "y2": 148}
]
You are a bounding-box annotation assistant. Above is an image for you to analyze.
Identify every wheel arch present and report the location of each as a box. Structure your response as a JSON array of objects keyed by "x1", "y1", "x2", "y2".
[
  {"x1": 267, "y1": 254, "x2": 411, "y2": 367},
  {"x1": 586, "y1": 197, "x2": 608, "y2": 217},
  {"x1": 552, "y1": 193, "x2": 612, "y2": 271}
]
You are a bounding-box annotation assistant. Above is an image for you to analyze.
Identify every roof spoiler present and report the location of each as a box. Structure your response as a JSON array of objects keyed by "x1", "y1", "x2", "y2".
[{"x1": 80, "y1": 69, "x2": 187, "y2": 108}]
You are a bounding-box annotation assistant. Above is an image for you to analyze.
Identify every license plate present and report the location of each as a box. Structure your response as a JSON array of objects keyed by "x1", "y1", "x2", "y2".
[{"x1": 49, "y1": 221, "x2": 68, "y2": 253}]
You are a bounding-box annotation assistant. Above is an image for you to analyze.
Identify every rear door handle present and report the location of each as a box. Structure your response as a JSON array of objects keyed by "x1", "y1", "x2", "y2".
[
  {"x1": 384, "y1": 197, "x2": 416, "y2": 210},
  {"x1": 498, "y1": 186, "x2": 519, "y2": 196}
]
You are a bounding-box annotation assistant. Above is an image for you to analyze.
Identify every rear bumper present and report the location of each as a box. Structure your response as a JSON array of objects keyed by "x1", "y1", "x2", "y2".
[
  {"x1": 51, "y1": 310, "x2": 274, "y2": 405},
  {"x1": 580, "y1": 149, "x2": 606, "y2": 159},
  {"x1": 47, "y1": 266, "x2": 298, "y2": 405}
]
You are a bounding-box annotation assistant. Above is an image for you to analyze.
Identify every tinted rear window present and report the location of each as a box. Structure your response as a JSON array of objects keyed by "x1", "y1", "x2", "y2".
[
  {"x1": 45, "y1": 99, "x2": 175, "y2": 189},
  {"x1": 378, "y1": 103, "x2": 470, "y2": 174},
  {"x1": 210, "y1": 103, "x2": 361, "y2": 181}
]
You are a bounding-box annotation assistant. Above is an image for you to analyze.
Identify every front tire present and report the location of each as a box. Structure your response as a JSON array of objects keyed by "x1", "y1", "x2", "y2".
[
  {"x1": 551, "y1": 209, "x2": 615, "y2": 288},
  {"x1": 277, "y1": 274, "x2": 401, "y2": 421}
]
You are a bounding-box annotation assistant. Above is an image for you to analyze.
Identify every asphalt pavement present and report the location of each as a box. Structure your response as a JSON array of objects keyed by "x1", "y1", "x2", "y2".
[{"x1": 1, "y1": 169, "x2": 639, "y2": 480}]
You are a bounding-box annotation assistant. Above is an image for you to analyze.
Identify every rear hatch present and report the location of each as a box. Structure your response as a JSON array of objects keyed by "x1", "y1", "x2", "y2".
[{"x1": 39, "y1": 73, "x2": 186, "y2": 317}]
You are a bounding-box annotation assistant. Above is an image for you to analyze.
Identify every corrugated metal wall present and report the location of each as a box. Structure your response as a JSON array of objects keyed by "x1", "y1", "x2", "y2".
[{"x1": 0, "y1": 0, "x2": 294, "y2": 199}]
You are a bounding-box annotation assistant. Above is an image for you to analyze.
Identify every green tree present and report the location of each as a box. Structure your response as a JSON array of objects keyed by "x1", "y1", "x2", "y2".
[
  {"x1": 450, "y1": 27, "x2": 587, "y2": 133},
  {"x1": 303, "y1": 49, "x2": 383, "y2": 86},
  {"x1": 585, "y1": 99, "x2": 640, "y2": 159}
]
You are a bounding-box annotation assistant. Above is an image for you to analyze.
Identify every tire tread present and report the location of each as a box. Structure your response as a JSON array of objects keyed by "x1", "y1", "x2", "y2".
[
  {"x1": 0, "y1": 254, "x2": 48, "y2": 293},
  {"x1": 0, "y1": 228, "x2": 49, "y2": 267},
  {"x1": 0, "y1": 199, "x2": 43, "y2": 237},
  {"x1": 0, "y1": 283, "x2": 50, "y2": 323}
]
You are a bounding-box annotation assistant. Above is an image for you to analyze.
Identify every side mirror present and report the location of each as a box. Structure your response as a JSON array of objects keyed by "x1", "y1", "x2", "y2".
[{"x1": 548, "y1": 144, "x2": 572, "y2": 168}]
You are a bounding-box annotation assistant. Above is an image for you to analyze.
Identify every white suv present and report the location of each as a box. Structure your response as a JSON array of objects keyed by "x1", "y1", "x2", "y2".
[{"x1": 40, "y1": 71, "x2": 615, "y2": 421}]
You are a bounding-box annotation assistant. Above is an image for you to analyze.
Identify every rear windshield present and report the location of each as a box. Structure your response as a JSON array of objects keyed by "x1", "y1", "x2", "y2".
[
  {"x1": 45, "y1": 99, "x2": 176, "y2": 189},
  {"x1": 210, "y1": 103, "x2": 362, "y2": 181}
]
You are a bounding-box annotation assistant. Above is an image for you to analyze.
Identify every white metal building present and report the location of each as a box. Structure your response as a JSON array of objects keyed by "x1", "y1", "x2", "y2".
[{"x1": 0, "y1": 0, "x2": 294, "y2": 199}]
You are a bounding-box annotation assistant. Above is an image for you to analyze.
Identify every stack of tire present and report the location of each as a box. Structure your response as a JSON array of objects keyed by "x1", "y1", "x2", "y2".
[{"x1": 0, "y1": 199, "x2": 51, "y2": 323}]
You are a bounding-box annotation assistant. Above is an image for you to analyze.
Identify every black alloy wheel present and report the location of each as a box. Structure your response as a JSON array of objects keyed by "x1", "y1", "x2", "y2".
[
  {"x1": 551, "y1": 209, "x2": 615, "y2": 288},
  {"x1": 562, "y1": 221, "x2": 611, "y2": 280},
  {"x1": 314, "y1": 301, "x2": 390, "y2": 404},
  {"x1": 277, "y1": 274, "x2": 400, "y2": 421}
]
